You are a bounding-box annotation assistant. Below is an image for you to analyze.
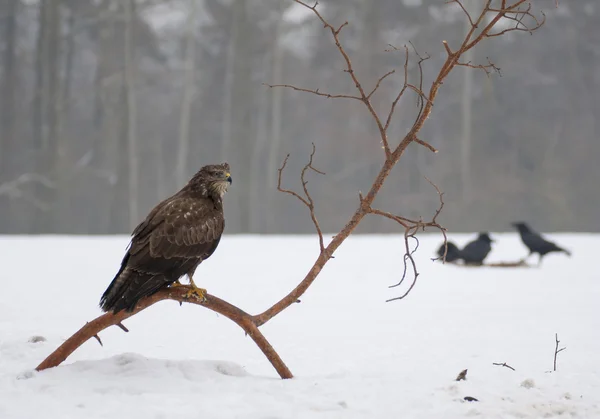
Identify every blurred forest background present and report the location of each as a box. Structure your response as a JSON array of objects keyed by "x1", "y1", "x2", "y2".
[{"x1": 0, "y1": 0, "x2": 597, "y2": 235}]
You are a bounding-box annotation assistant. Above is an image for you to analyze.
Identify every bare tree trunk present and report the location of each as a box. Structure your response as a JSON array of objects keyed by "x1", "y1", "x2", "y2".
[
  {"x1": 46, "y1": 1, "x2": 60, "y2": 157},
  {"x1": 460, "y1": 0, "x2": 474, "y2": 203},
  {"x1": 92, "y1": 21, "x2": 112, "y2": 233},
  {"x1": 176, "y1": 0, "x2": 198, "y2": 187},
  {"x1": 249, "y1": 52, "x2": 272, "y2": 233},
  {"x1": 32, "y1": 0, "x2": 61, "y2": 233},
  {"x1": 1, "y1": 0, "x2": 18, "y2": 176},
  {"x1": 124, "y1": 0, "x2": 139, "y2": 229},
  {"x1": 219, "y1": 3, "x2": 241, "y2": 163},
  {"x1": 53, "y1": 3, "x2": 76, "y2": 231},
  {"x1": 33, "y1": 1, "x2": 48, "y2": 153},
  {"x1": 61, "y1": 6, "x2": 75, "y2": 124},
  {"x1": 266, "y1": 0, "x2": 286, "y2": 198},
  {"x1": 0, "y1": 0, "x2": 20, "y2": 233},
  {"x1": 221, "y1": 0, "x2": 254, "y2": 232}
]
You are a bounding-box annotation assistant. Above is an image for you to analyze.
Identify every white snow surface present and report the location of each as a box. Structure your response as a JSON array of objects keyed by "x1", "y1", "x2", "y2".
[{"x1": 1, "y1": 233, "x2": 599, "y2": 418}]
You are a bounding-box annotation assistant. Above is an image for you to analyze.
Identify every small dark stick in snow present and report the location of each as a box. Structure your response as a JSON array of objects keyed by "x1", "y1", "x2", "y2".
[
  {"x1": 553, "y1": 333, "x2": 566, "y2": 372},
  {"x1": 455, "y1": 369, "x2": 468, "y2": 381},
  {"x1": 493, "y1": 362, "x2": 516, "y2": 371}
]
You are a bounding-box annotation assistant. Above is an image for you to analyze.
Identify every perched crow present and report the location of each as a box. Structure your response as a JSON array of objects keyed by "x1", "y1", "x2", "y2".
[
  {"x1": 461, "y1": 233, "x2": 494, "y2": 265},
  {"x1": 511, "y1": 222, "x2": 571, "y2": 265},
  {"x1": 436, "y1": 241, "x2": 463, "y2": 263}
]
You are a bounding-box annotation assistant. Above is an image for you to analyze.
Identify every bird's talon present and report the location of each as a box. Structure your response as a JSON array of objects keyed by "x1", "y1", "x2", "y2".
[{"x1": 185, "y1": 286, "x2": 208, "y2": 302}]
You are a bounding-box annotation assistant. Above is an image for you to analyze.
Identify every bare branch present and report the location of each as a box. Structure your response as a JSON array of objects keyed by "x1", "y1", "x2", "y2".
[
  {"x1": 366, "y1": 69, "x2": 396, "y2": 99},
  {"x1": 456, "y1": 57, "x2": 502, "y2": 77},
  {"x1": 277, "y1": 155, "x2": 309, "y2": 207},
  {"x1": 414, "y1": 137, "x2": 438, "y2": 153},
  {"x1": 116, "y1": 322, "x2": 129, "y2": 333},
  {"x1": 301, "y1": 144, "x2": 327, "y2": 253},
  {"x1": 36, "y1": 286, "x2": 293, "y2": 380},
  {"x1": 92, "y1": 334, "x2": 103, "y2": 347},
  {"x1": 278, "y1": 144, "x2": 326, "y2": 254},
  {"x1": 263, "y1": 83, "x2": 361, "y2": 100},
  {"x1": 384, "y1": 45, "x2": 411, "y2": 133},
  {"x1": 356, "y1": 177, "x2": 446, "y2": 300},
  {"x1": 366, "y1": 207, "x2": 410, "y2": 227},
  {"x1": 442, "y1": 40, "x2": 453, "y2": 56},
  {"x1": 383, "y1": 43, "x2": 432, "y2": 139},
  {"x1": 408, "y1": 41, "x2": 431, "y2": 125},
  {"x1": 426, "y1": 176, "x2": 446, "y2": 225},
  {"x1": 451, "y1": 0, "x2": 475, "y2": 27},
  {"x1": 282, "y1": 0, "x2": 392, "y2": 158},
  {"x1": 486, "y1": 4, "x2": 546, "y2": 38},
  {"x1": 464, "y1": 1, "x2": 545, "y2": 50}
]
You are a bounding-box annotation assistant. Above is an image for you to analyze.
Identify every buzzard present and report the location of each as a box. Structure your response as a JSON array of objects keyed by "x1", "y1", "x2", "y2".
[{"x1": 99, "y1": 163, "x2": 232, "y2": 313}]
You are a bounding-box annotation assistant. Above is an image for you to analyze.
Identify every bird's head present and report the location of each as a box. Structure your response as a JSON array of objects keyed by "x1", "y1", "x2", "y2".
[
  {"x1": 478, "y1": 232, "x2": 493, "y2": 243},
  {"x1": 511, "y1": 221, "x2": 529, "y2": 232},
  {"x1": 190, "y1": 162, "x2": 232, "y2": 198}
]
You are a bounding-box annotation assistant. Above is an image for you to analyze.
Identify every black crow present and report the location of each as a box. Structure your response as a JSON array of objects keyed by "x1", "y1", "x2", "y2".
[
  {"x1": 511, "y1": 222, "x2": 571, "y2": 265},
  {"x1": 436, "y1": 241, "x2": 463, "y2": 263},
  {"x1": 461, "y1": 232, "x2": 494, "y2": 265}
]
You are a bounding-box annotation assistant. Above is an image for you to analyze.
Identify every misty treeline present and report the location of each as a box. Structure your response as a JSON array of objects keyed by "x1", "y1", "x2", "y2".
[{"x1": 0, "y1": 0, "x2": 597, "y2": 235}]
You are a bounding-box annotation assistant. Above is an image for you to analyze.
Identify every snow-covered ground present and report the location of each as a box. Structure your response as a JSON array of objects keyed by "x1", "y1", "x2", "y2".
[{"x1": 1, "y1": 233, "x2": 599, "y2": 418}]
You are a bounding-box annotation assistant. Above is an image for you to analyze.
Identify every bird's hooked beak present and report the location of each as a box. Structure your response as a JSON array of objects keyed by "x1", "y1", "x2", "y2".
[{"x1": 225, "y1": 172, "x2": 232, "y2": 184}]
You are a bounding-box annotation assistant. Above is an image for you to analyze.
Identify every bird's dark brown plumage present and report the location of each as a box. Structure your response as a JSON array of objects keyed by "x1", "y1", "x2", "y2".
[{"x1": 100, "y1": 163, "x2": 232, "y2": 313}]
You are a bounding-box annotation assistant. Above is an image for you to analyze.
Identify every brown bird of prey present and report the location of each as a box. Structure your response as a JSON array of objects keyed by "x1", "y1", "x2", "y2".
[{"x1": 100, "y1": 163, "x2": 232, "y2": 313}]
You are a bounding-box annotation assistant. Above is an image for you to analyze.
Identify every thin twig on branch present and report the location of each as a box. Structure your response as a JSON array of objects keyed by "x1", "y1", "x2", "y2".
[
  {"x1": 382, "y1": 43, "x2": 433, "y2": 149},
  {"x1": 456, "y1": 57, "x2": 502, "y2": 77},
  {"x1": 116, "y1": 322, "x2": 129, "y2": 333},
  {"x1": 92, "y1": 334, "x2": 103, "y2": 346},
  {"x1": 277, "y1": 143, "x2": 327, "y2": 254},
  {"x1": 263, "y1": 83, "x2": 360, "y2": 100}
]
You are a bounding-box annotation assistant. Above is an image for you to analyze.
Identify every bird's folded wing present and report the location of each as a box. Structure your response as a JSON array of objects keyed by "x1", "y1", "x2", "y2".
[{"x1": 130, "y1": 197, "x2": 224, "y2": 260}]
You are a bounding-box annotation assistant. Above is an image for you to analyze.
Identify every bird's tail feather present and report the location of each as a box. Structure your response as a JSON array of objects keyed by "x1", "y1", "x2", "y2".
[
  {"x1": 560, "y1": 247, "x2": 572, "y2": 257},
  {"x1": 100, "y1": 265, "x2": 170, "y2": 313},
  {"x1": 437, "y1": 240, "x2": 463, "y2": 262}
]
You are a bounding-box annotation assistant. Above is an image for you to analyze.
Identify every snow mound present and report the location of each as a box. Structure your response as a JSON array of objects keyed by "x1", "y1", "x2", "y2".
[{"x1": 1, "y1": 234, "x2": 599, "y2": 418}]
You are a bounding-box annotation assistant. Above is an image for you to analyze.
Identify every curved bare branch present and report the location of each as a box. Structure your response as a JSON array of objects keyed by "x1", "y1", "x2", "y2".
[{"x1": 36, "y1": 286, "x2": 293, "y2": 379}]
